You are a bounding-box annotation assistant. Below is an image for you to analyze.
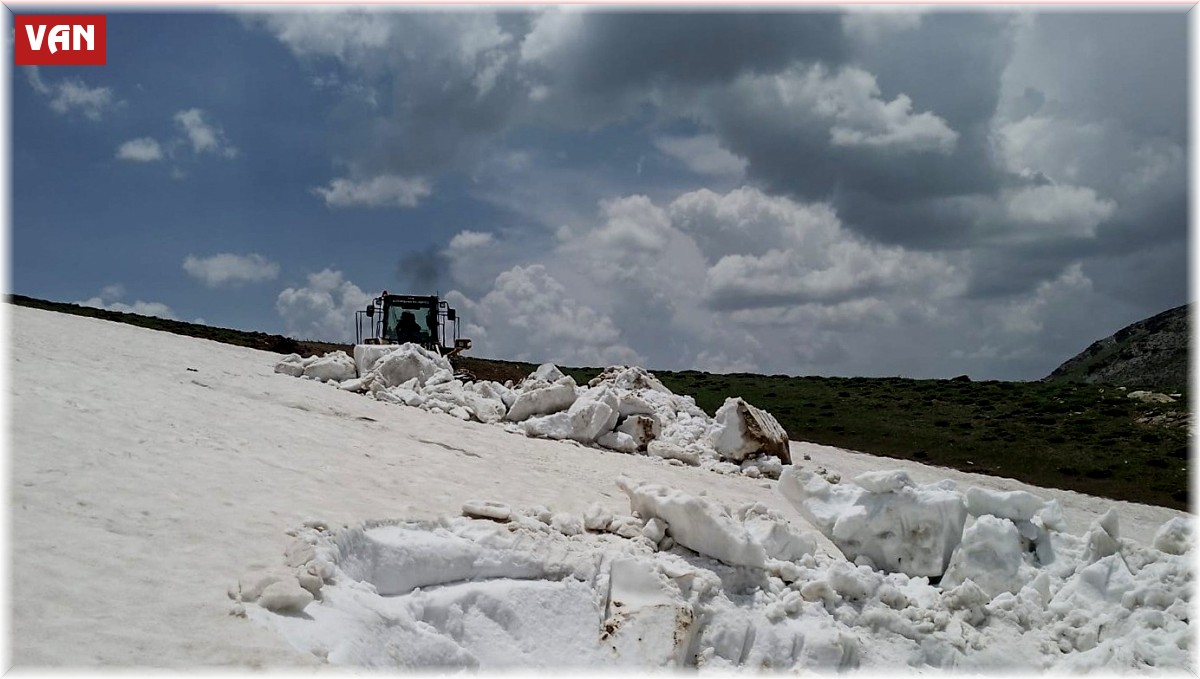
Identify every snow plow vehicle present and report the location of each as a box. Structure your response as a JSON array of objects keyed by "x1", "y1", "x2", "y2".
[{"x1": 355, "y1": 291, "x2": 472, "y2": 358}]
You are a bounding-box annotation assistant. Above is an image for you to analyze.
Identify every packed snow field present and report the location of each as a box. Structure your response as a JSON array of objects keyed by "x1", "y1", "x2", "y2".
[{"x1": 10, "y1": 305, "x2": 1194, "y2": 670}]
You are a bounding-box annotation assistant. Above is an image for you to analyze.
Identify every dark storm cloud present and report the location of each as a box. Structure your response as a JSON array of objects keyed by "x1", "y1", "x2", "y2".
[
  {"x1": 851, "y1": 13, "x2": 1016, "y2": 133},
  {"x1": 529, "y1": 12, "x2": 848, "y2": 94},
  {"x1": 704, "y1": 12, "x2": 1022, "y2": 246},
  {"x1": 253, "y1": 8, "x2": 1189, "y2": 380},
  {"x1": 1022, "y1": 13, "x2": 1186, "y2": 139},
  {"x1": 258, "y1": 11, "x2": 534, "y2": 178},
  {"x1": 965, "y1": 244, "x2": 1098, "y2": 299},
  {"x1": 1093, "y1": 192, "x2": 1188, "y2": 256},
  {"x1": 696, "y1": 11, "x2": 1184, "y2": 304},
  {"x1": 396, "y1": 246, "x2": 450, "y2": 294},
  {"x1": 346, "y1": 80, "x2": 527, "y2": 177},
  {"x1": 1084, "y1": 244, "x2": 1190, "y2": 311}
]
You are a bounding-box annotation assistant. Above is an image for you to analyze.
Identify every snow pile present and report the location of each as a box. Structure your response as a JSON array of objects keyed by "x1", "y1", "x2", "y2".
[
  {"x1": 273, "y1": 350, "x2": 787, "y2": 478},
  {"x1": 275, "y1": 352, "x2": 356, "y2": 383},
  {"x1": 241, "y1": 478, "x2": 1193, "y2": 672},
  {"x1": 505, "y1": 363, "x2": 576, "y2": 422},
  {"x1": 778, "y1": 468, "x2": 968, "y2": 577},
  {"x1": 711, "y1": 397, "x2": 791, "y2": 464},
  {"x1": 1153, "y1": 516, "x2": 1193, "y2": 555}
]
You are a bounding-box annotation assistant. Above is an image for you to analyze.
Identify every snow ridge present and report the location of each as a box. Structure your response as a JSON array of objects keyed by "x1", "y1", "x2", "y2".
[
  {"x1": 275, "y1": 347, "x2": 789, "y2": 477},
  {"x1": 258, "y1": 345, "x2": 1194, "y2": 672},
  {"x1": 239, "y1": 478, "x2": 1193, "y2": 672}
]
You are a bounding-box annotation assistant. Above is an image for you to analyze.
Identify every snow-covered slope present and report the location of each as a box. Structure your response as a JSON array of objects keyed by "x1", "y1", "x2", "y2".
[{"x1": 9, "y1": 305, "x2": 1192, "y2": 669}]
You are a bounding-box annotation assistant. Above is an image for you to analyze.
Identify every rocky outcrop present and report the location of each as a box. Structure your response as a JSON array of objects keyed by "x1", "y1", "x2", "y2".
[{"x1": 1045, "y1": 304, "x2": 1189, "y2": 390}]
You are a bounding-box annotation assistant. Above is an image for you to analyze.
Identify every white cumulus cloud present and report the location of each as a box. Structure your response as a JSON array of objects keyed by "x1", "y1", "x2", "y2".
[
  {"x1": 313, "y1": 175, "x2": 432, "y2": 208},
  {"x1": 726, "y1": 64, "x2": 958, "y2": 154},
  {"x1": 116, "y1": 138, "x2": 164, "y2": 162},
  {"x1": 1004, "y1": 184, "x2": 1116, "y2": 237},
  {"x1": 174, "y1": 109, "x2": 239, "y2": 159},
  {"x1": 183, "y1": 253, "x2": 281, "y2": 288},
  {"x1": 276, "y1": 269, "x2": 372, "y2": 342},
  {"x1": 653, "y1": 134, "x2": 747, "y2": 178},
  {"x1": 841, "y1": 8, "x2": 923, "y2": 44},
  {"x1": 447, "y1": 264, "x2": 643, "y2": 367},
  {"x1": 75, "y1": 284, "x2": 177, "y2": 320},
  {"x1": 25, "y1": 66, "x2": 118, "y2": 120}
]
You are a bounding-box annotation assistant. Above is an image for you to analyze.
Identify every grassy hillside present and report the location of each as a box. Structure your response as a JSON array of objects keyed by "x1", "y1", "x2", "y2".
[
  {"x1": 560, "y1": 367, "x2": 1189, "y2": 510},
  {"x1": 8, "y1": 294, "x2": 353, "y2": 358},
  {"x1": 9, "y1": 295, "x2": 1190, "y2": 510}
]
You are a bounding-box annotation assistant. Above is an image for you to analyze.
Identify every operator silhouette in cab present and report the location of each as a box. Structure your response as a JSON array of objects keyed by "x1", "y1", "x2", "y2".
[{"x1": 396, "y1": 311, "x2": 423, "y2": 344}]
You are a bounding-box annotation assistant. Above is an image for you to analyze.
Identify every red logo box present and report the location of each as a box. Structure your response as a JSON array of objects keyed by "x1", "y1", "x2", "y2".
[{"x1": 15, "y1": 15, "x2": 106, "y2": 66}]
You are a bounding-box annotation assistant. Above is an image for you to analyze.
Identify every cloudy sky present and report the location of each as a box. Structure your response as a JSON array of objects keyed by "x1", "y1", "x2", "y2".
[{"x1": 11, "y1": 8, "x2": 1190, "y2": 379}]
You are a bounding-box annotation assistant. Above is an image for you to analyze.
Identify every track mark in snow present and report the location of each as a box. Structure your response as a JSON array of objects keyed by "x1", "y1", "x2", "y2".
[{"x1": 418, "y1": 438, "x2": 481, "y2": 458}]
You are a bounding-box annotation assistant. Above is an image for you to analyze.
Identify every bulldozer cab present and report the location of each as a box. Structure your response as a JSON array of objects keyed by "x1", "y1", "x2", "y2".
[
  {"x1": 356, "y1": 292, "x2": 472, "y2": 357},
  {"x1": 383, "y1": 303, "x2": 434, "y2": 344}
]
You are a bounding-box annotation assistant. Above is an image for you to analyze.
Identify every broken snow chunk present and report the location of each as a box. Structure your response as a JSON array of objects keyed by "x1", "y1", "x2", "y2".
[
  {"x1": 597, "y1": 430, "x2": 639, "y2": 453},
  {"x1": 363, "y1": 344, "x2": 452, "y2": 388},
  {"x1": 521, "y1": 392, "x2": 620, "y2": 442},
  {"x1": 531, "y1": 363, "x2": 566, "y2": 383},
  {"x1": 506, "y1": 376, "x2": 578, "y2": 422},
  {"x1": 708, "y1": 461, "x2": 739, "y2": 475},
  {"x1": 617, "y1": 392, "x2": 657, "y2": 418},
  {"x1": 274, "y1": 356, "x2": 305, "y2": 377},
  {"x1": 426, "y1": 368, "x2": 454, "y2": 387},
  {"x1": 337, "y1": 374, "x2": 374, "y2": 392},
  {"x1": 584, "y1": 503, "x2": 614, "y2": 531},
  {"x1": 559, "y1": 388, "x2": 620, "y2": 442},
  {"x1": 377, "y1": 385, "x2": 425, "y2": 408},
  {"x1": 741, "y1": 455, "x2": 783, "y2": 480},
  {"x1": 1152, "y1": 516, "x2": 1192, "y2": 555},
  {"x1": 778, "y1": 466, "x2": 967, "y2": 578},
  {"x1": 743, "y1": 513, "x2": 817, "y2": 563},
  {"x1": 284, "y1": 539, "x2": 317, "y2": 568},
  {"x1": 1082, "y1": 509, "x2": 1122, "y2": 564},
  {"x1": 646, "y1": 440, "x2": 700, "y2": 466},
  {"x1": 237, "y1": 569, "x2": 289, "y2": 603},
  {"x1": 1035, "y1": 500, "x2": 1068, "y2": 533},
  {"x1": 618, "y1": 478, "x2": 767, "y2": 568},
  {"x1": 964, "y1": 487, "x2": 1048, "y2": 522},
  {"x1": 296, "y1": 565, "x2": 324, "y2": 596},
  {"x1": 462, "y1": 500, "x2": 512, "y2": 522},
  {"x1": 587, "y1": 365, "x2": 673, "y2": 393},
  {"x1": 258, "y1": 579, "x2": 315, "y2": 614},
  {"x1": 551, "y1": 512, "x2": 584, "y2": 536},
  {"x1": 522, "y1": 505, "x2": 554, "y2": 524},
  {"x1": 642, "y1": 517, "x2": 668, "y2": 543},
  {"x1": 1049, "y1": 553, "x2": 1137, "y2": 616},
  {"x1": 352, "y1": 345, "x2": 394, "y2": 376},
  {"x1": 301, "y1": 351, "x2": 357, "y2": 383},
  {"x1": 522, "y1": 411, "x2": 573, "y2": 440},
  {"x1": 941, "y1": 515, "x2": 1031, "y2": 599},
  {"x1": 853, "y1": 470, "x2": 914, "y2": 494},
  {"x1": 617, "y1": 414, "x2": 661, "y2": 450},
  {"x1": 608, "y1": 515, "x2": 645, "y2": 539},
  {"x1": 710, "y1": 397, "x2": 791, "y2": 464},
  {"x1": 468, "y1": 380, "x2": 515, "y2": 412}
]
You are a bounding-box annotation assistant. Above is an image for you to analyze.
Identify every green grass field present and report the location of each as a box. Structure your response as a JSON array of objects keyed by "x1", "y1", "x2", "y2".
[
  {"x1": 579, "y1": 368, "x2": 1189, "y2": 510},
  {"x1": 11, "y1": 294, "x2": 1190, "y2": 510}
]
